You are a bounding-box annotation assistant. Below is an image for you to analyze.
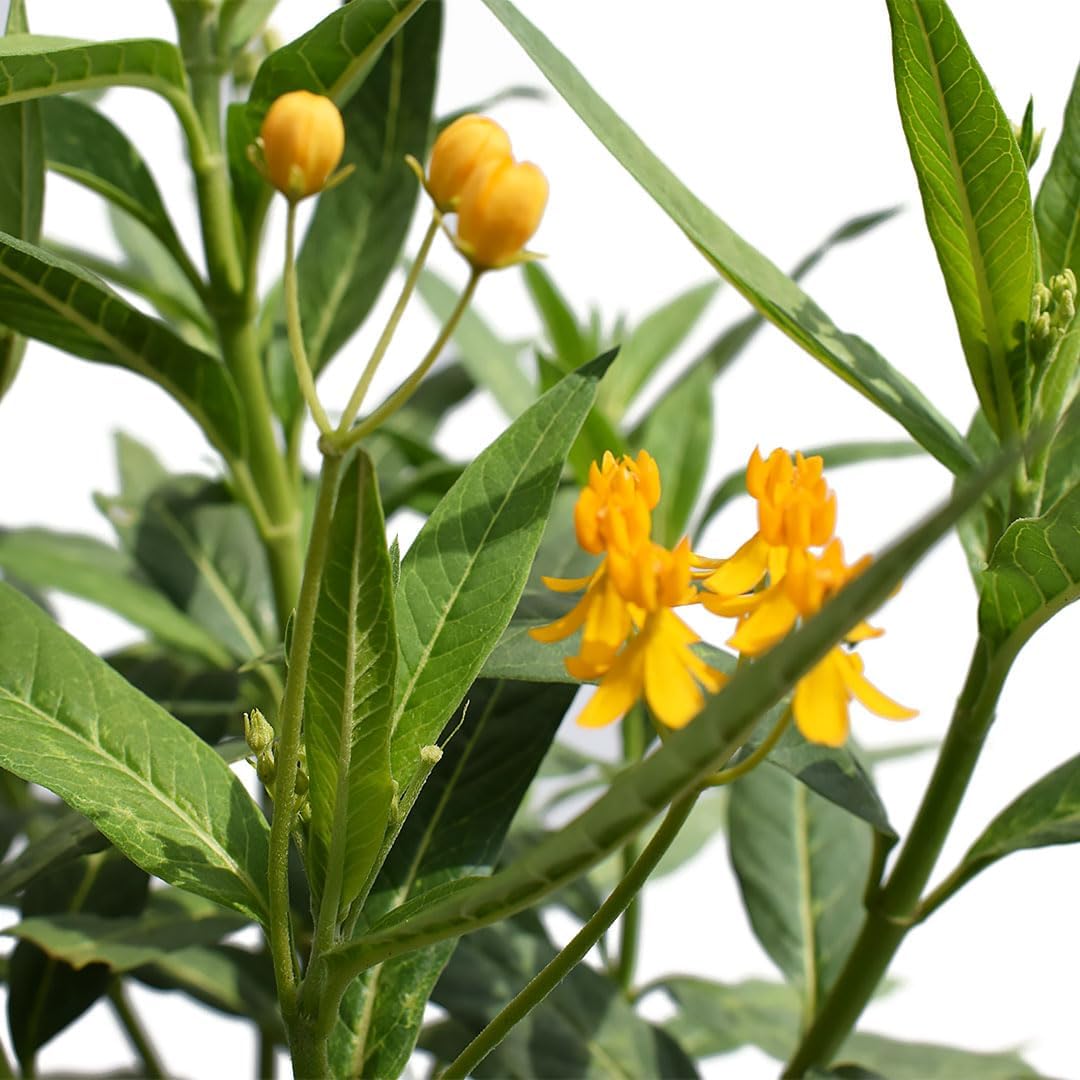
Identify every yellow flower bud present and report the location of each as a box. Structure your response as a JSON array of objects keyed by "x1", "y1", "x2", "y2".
[
  {"x1": 456, "y1": 158, "x2": 548, "y2": 270},
  {"x1": 426, "y1": 114, "x2": 512, "y2": 211},
  {"x1": 259, "y1": 90, "x2": 345, "y2": 201}
]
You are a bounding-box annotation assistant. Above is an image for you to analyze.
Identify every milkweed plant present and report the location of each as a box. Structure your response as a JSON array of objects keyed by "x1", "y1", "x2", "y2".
[{"x1": 0, "y1": 0, "x2": 1076, "y2": 1077}]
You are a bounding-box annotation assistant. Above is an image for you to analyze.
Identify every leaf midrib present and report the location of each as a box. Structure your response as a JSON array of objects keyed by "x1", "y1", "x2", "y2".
[{"x1": 0, "y1": 682, "x2": 266, "y2": 922}]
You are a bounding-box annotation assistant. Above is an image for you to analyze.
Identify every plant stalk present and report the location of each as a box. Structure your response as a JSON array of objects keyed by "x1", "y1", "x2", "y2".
[
  {"x1": 783, "y1": 636, "x2": 1008, "y2": 1075},
  {"x1": 108, "y1": 981, "x2": 165, "y2": 1079},
  {"x1": 438, "y1": 792, "x2": 701, "y2": 1080}
]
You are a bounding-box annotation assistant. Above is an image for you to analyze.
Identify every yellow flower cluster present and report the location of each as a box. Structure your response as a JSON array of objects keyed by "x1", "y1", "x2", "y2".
[
  {"x1": 533, "y1": 447, "x2": 915, "y2": 747},
  {"x1": 424, "y1": 114, "x2": 549, "y2": 270},
  {"x1": 530, "y1": 451, "x2": 727, "y2": 730}
]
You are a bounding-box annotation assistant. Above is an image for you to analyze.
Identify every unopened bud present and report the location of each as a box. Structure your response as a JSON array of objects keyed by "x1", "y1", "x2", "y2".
[
  {"x1": 294, "y1": 744, "x2": 309, "y2": 796},
  {"x1": 243, "y1": 708, "x2": 274, "y2": 756},
  {"x1": 427, "y1": 114, "x2": 512, "y2": 212},
  {"x1": 259, "y1": 90, "x2": 345, "y2": 201},
  {"x1": 456, "y1": 158, "x2": 548, "y2": 270},
  {"x1": 255, "y1": 749, "x2": 277, "y2": 786},
  {"x1": 420, "y1": 744, "x2": 443, "y2": 767}
]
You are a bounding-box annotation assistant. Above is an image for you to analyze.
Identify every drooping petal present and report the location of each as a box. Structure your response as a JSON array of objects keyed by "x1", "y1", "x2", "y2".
[
  {"x1": 837, "y1": 651, "x2": 917, "y2": 720},
  {"x1": 727, "y1": 589, "x2": 799, "y2": 655},
  {"x1": 576, "y1": 640, "x2": 646, "y2": 728},
  {"x1": 541, "y1": 572, "x2": 596, "y2": 593},
  {"x1": 703, "y1": 533, "x2": 771, "y2": 598},
  {"x1": 529, "y1": 590, "x2": 590, "y2": 643},
  {"x1": 792, "y1": 650, "x2": 849, "y2": 747}
]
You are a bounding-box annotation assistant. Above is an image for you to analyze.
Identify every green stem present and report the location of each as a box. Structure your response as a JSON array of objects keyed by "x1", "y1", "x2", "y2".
[
  {"x1": 438, "y1": 793, "x2": 701, "y2": 1080},
  {"x1": 613, "y1": 708, "x2": 646, "y2": 991},
  {"x1": 284, "y1": 202, "x2": 333, "y2": 435},
  {"x1": 702, "y1": 705, "x2": 792, "y2": 787},
  {"x1": 336, "y1": 210, "x2": 443, "y2": 434},
  {"x1": 0, "y1": 1033, "x2": 13, "y2": 1080},
  {"x1": 257, "y1": 1027, "x2": 276, "y2": 1080},
  {"x1": 783, "y1": 636, "x2": 1006, "y2": 1076},
  {"x1": 108, "y1": 981, "x2": 165, "y2": 1079},
  {"x1": 267, "y1": 452, "x2": 346, "y2": 1024},
  {"x1": 332, "y1": 270, "x2": 480, "y2": 453}
]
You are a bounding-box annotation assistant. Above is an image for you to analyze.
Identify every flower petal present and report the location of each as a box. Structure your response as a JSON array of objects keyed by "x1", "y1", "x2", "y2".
[
  {"x1": 541, "y1": 573, "x2": 596, "y2": 593},
  {"x1": 728, "y1": 590, "x2": 799, "y2": 655},
  {"x1": 792, "y1": 651, "x2": 849, "y2": 747},
  {"x1": 838, "y1": 651, "x2": 917, "y2": 720},
  {"x1": 576, "y1": 642, "x2": 645, "y2": 728},
  {"x1": 703, "y1": 534, "x2": 770, "y2": 598}
]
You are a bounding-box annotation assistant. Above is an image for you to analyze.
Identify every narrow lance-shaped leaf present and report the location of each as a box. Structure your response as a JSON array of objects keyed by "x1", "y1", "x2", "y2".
[
  {"x1": 324, "y1": 446, "x2": 1015, "y2": 982},
  {"x1": 305, "y1": 450, "x2": 397, "y2": 916},
  {"x1": 1035, "y1": 63, "x2": 1080, "y2": 279},
  {"x1": 0, "y1": 583, "x2": 271, "y2": 923},
  {"x1": 479, "y1": 0, "x2": 974, "y2": 475},
  {"x1": 729, "y1": 762, "x2": 872, "y2": 1024},
  {"x1": 0, "y1": 234, "x2": 247, "y2": 460},
  {"x1": 0, "y1": 1, "x2": 44, "y2": 403},
  {"x1": 389, "y1": 349, "x2": 615, "y2": 793},
  {"x1": 886, "y1": 0, "x2": 1035, "y2": 433},
  {"x1": 39, "y1": 96, "x2": 199, "y2": 292},
  {"x1": 333, "y1": 679, "x2": 576, "y2": 1080},
  {"x1": 296, "y1": 2, "x2": 441, "y2": 384},
  {"x1": 219, "y1": 0, "x2": 279, "y2": 54}
]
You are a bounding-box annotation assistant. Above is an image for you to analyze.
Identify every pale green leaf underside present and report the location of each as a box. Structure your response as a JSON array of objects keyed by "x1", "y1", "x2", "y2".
[
  {"x1": 479, "y1": 0, "x2": 974, "y2": 475},
  {"x1": 0, "y1": 583, "x2": 270, "y2": 923},
  {"x1": 887, "y1": 0, "x2": 1035, "y2": 431},
  {"x1": 0, "y1": 233, "x2": 246, "y2": 460},
  {"x1": 326, "y1": 448, "x2": 1012, "y2": 980}
]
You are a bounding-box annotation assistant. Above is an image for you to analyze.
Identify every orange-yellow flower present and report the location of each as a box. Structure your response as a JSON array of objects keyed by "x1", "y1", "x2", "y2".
[
  {"x1": 574, "y1": 450, "x2": 660, "y2": 556},
  {"x1": 702, "y1": 447, "x2": 836, "y2": 615},
  {"x1": 426, "y1": 114, "x2": 513, "y2": 212},
  {"x1": 260, "y1": 91, "x2": 345, "y2": 201},
  {"x1": 726, "y1": 540, "x2": 914, "y2": 747}
]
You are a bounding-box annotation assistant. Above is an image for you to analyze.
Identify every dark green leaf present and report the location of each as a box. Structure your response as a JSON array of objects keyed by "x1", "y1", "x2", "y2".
[
  {"x1": 0, "y1": 582, "x2": 271, "y2": 923},
  {"x1": 332, "y1": 678, "x2": 575, "y2": 1079},
  {"x1": 416, "y1": 265, "x2": 535, "y2": 417},
  {"x1": 1035, "y1": 63, "x2": 1080, "y2": 278},
  {"x1": 728, "y1": 763, "x2": 871, "y2": 1020},
  {"x1": 887, "y1": 0, "x2": 1035, "y2": 433},
  {"x1": 296, "y1": 2, "x2": 440, "y2": 381},
  {"x1": 599, "y1": 281, "x2": 717, "y2": 419},
  {"x1": 428, "y1": 916, "x2": 699, "y2": 1078},
  {"x1": 479, "y1": 0, "x2": 974, "y2": 475},
  {"x1": 7, "y1": 889, "x2": 246, "y2": 973},
  {"x1": 0, "y1": 234, "x2": 246, "y2": 460},
  {"x1": 326, "y1": 446, "x2": 1013, "y2": 979},
  {"x1": 9, "y1": 851, "x2": 148, "y2": 1070},
  {"x1": 0, "y1": 528, "x2": 232, "y2": 667},
  {"x1": 0, "y1": 813, "x2": 106, "y2": 903},
  {"x1": 305, "y1": 451, "x2": 396, "y2": 915},
  {"x1": 389, "y1": 351, "x2": 612, "y2": 792}
]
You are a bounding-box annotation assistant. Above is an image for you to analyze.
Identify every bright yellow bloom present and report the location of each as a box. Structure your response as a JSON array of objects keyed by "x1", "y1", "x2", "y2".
[
  {"x1": 702, "y1": 447, "x2": 836, "y2": 614},
  {"x1": 427, "y1": 114, "x2": 513, "y2": 212},
  {"x1": 456, "y1": 157, "x2": 548, "y2": 270},
  {"x1": 574, "y1": 450, "x2": 661, "y2": 556},
  {"x1": 260, "y1": 91, "x2": 345, "y2": 201},
  {"x1": 726, "y1": 540, "x2": 914, "y2": 747}
]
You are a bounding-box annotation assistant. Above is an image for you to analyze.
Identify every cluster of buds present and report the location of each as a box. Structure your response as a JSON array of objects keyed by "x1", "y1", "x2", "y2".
[
  {"x1": 531, "y1": 451, "x2": 726, "y2": 731},
  {"x1": 244, "y1": 708, "x2": 310, "y2": 823},
  {"x1": 419, "y1": 113, "x2": 548, "y2": 271},
  {"x1": 1031, "y1": 270, "x2": 1077, "y2": 357}
]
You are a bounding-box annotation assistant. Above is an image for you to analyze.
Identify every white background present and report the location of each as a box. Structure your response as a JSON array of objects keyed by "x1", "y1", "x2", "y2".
[{"x1": 2, "y1": 1, "x2": 1080, "y2": 1077}]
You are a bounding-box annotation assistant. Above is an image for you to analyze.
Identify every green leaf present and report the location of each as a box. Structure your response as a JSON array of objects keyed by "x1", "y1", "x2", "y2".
[
  {"x1": 523, "y1": 262, "x2": 590, "y2": 369},
  {"x1": 0, "y1": 528, "x2": 232, "y2": 667},
  {"x1": 8, "y1": 851, "x2": 148, "y2": 1070},
  {"x1": 332, "y1": 678, "x2": 574, "y2": 1079},
  {"x1": 416, "y1": 265, "x2": 536, "y2": 418},
  {"x1": 6, "y1": 889, "x2": 246, "y2": 973},
  {"x1": 0, "y1": 10, "x2": 43, "y2": 405},
  {"x1": 599, "y1": 281, "x2": 718, "y2": 419},
  {"x1": 0, "y1": 233, "x2": 246, "y2": 460},
  {"x1": 220, "y1": 0, "x2": 279, "y2": 54},
  {"x1": 0, "y1": 35, "x2": 187, "y2": 104},
  {"x1": 326, "y1": 446, "x2": 1013, "y2": 980},
  {"x1": 39, "y1": 96, "x2": 200, "y2": 293},
  {"x1": 658, "y1": 976, "x2": 1040, "y2": 1077},
  {"x1": 886, "y1": 0, "x2": 1035, "y2": 433},
  {"x1": 1035, "y1": 63, "x2": 1080, "y2": 278},
  {"x1": 941, "y1": 752, "x2": 1080, "y2": 903},
  {"x1": 427, "y1": 916, "x2": 699, "y2": 1078},
  {"x1": 229, "y1": 0, "x2": 429, "y2": 237},
  {"x1": 305, "y1": 451, "x2": 396, "y2": 915},
  {"x1": 977, "y1": 478, "x2": 1080, "y2": 653},
  {"x1": 133, "y1": 944, "x2": 283, "y2": 1038},
  {"x1": 696, "y1": 440, "x2": 924, "y2": 533},
  {"x1": 98, "y1": 477, "x2": 277, "y2": 666},
  {"x1": 728, "y1": 763, "x2": 872, "y2": 1021},
  {"x1": 389, "y1": 351, "x2": 613, "y2": 792},
  {"x1": 0, "y1": 582, "x2": 271, "y2": 923},
  {"x1": 296, "y1": 1, "x2": 440, "y2": 381},
  {"x1": 0, "y1": 812, "x2": 106, "y2": 903},
  {"x1": 479, "y1": 0, "x2": 974, "y2": 475},
  {"x1": 638, "y1": 361, "x2": 713, "y2": 544}
]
